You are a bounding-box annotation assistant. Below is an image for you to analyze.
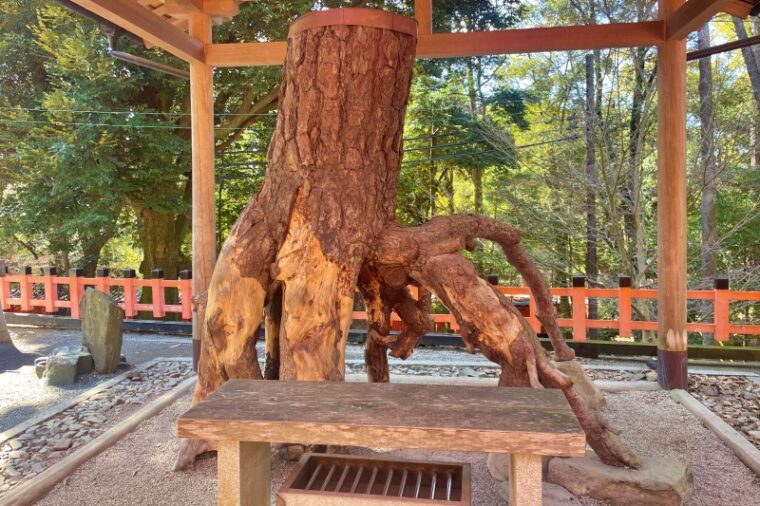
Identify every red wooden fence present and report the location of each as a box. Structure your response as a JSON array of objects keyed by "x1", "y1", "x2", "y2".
[{"x1": 1, "y1": 267, "x2": 759, "y2": 341}]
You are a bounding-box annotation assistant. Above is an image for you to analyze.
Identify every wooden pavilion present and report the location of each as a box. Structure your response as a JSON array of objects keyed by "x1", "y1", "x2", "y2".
[{"x1": 67, "y1": 0, "x2": 759, "y2": 389}]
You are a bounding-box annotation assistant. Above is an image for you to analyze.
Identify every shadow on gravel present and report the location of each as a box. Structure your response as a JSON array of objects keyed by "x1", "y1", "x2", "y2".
[{"x1": 0, "y1": 342, "x2": 39, "y2": 371}]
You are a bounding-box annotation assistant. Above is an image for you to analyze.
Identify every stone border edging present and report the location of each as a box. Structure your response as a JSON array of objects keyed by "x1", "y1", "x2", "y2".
[
  {"x1": 670, "y1": 389, "x2": 760, "y2": 476},
  {"x1": 344, "y1": 374, "x2": 660, "y2": 392},
  {"x1": 0, "y1": 376, "x2": 196, "y2": 506},
  {"x1": 0, "y1": 357, "x2": 191, "y2": 446}
]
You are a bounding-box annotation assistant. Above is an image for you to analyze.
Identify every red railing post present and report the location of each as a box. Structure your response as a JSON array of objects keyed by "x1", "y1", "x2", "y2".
[
  {"x1": 151, "y1": 269, "x2": 166, "y2": 318},
  {"x1": 714, "y1": 277, "x2": 730, "y2": 342},
  {"x1": 95, "y1": 267, "x2": 110, "y2": 295},
  {"x1": 571, "y1": 275, "x2": 587, "y2": 342},
  {"x1": 618, "y1": 275, "x2": 632, "y2": 339},
  {"x1": 69, "y1": 268, "x2": 84, "y2": 318},
  {"x1": 42, "y1": 266, "x2": 57, "y2": 314},
  {"x1": 20, "y1": 266, "x2": 32, "y2": 312},
  {"x1": 122, "y1": 269, "x2": 137, "y2": 319},
  {"x1": 179, "y1": 269, "x2": 193, "y2": 321},
  {"x1": 0, "y1": 260, "x2": 9, "y2": 311}
]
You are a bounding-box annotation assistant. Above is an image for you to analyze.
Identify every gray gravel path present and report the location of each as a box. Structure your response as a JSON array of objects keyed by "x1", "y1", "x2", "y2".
[{"x1": 0, "y1": 328, "x2": 191, "y2": 433}]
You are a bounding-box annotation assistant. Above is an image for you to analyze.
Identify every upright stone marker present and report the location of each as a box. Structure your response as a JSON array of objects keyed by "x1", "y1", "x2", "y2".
[{"x1": 81, "y1": 289, "x2": 124, "y2": 374}]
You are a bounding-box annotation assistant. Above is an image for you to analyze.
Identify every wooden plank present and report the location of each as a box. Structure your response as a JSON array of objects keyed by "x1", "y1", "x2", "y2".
[
  {"x1": 178, "y1": 381, "x2": 586, "y2": 456},
  {"x1": 509, "y1": 454, "x2": 543, "y2": 506},
  {"x1": 415, "y1": 0, "x2": 432, "y2": 35},
  {"x1": 218, "y1": 440, "x2": 271, "y2": 506},
  {"x1": 657, "y1": 0, "x2": 689, "y2": 389},
  {"x1": 189, "y1": 12, "x2": 216, "y2": 357},
  {"x1": 723, "y1": 0, "x2": 754, "y2": 17},
  {"x1": 667, "y1": 0, "x2": 734, "y2": 40},
  {"x1": 206, "y1": 21, "x2": 665, "y2": 67},
  {"x1": 69, "y1": 0, "x2": 204, "y2": 63},
  {"x1": 416, "y1": 21, "x2": 665, "y2": 58}
]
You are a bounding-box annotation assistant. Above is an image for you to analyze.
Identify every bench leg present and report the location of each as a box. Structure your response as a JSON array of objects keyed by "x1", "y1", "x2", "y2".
[
  {"x1": 218, "y1": 440, "x2": 271, "y2": 506},
  {"x1": 509, "y1": 454, "x2": 542, "y2": 506}
]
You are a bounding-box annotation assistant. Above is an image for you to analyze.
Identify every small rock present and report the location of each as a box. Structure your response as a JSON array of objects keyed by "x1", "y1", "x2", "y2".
[
  {"x1": 548, "y1": 454, "x2": 692, "y2": 506},
  {"x1": 9, "y1": 450, "x2": 28, "y2": 460},
  {"x1": 126, "y1": 371, "x2": 143, "y2": 382},
  {"x1": 459, "y1": 367, "x2": 481, "y2": 378},
  {"x1": 747, "y1": 430, "x2": 760, "y2": 442},
  {"x1": 645, "y1": 372, "x2": 657, "y2": 382},
  {"x1": 4, "y1": 467, "x2": 20, "y2": 478},
  {"x1": 52, "y1": 438, "x2": 73, "y2": 451},
  {"x1": 7, "y1": 439, "x2": 22, "y2": 451}
]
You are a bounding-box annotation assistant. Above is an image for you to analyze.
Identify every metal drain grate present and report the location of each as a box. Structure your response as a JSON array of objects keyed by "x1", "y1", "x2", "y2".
[{"x1": 277, "y1": 453, "x2": 471, "y2": 505}]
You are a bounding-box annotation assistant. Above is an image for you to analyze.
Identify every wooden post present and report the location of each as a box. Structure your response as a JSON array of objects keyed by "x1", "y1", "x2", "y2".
[
  {"x1": 69, "y1": 268, "x2": 83, "y2": 319},
  {"x1": 43, "y1": 266, "x2": 57, "y2": 314},
  {"x1": 0, "y1": 260, "x2": 9, "y2": 312},
  {"x1": 509, "y1": 453, "x2": 543, "y2": 505},
  {"x1": 714, "y1": 277, "x2": 730, "y2": 342},
  {"x1": 189, "y1": 11, "x2": 216, "y2": 371},
  {"x1": 96, "y1": 267, "x2": 110, "y2": 295},
  {"x1": 415, "y1": 0, "x2": 432, "y2": 35},
  {"x1": 217, "y1": 440, "x2": 271, "y2": 506},
  {"x1": 571, "y1": 275, "x2": 587, "y2": 342},
  {"x1": 122, "y1": 269, "x2": 138, "y2": 319},
  {"x1": 657, "y1": 0, "x2": 688, "y2": 389},
  {"x1": 151, "y1": 268, "x2": 166, "y2": 318},
  {"x1": 618, "y1": 275, "x2": 633, "y2": 339},
  {"x1": 179, "y1": 269, "x2": 193, "y2": 321},
  {"x1": 20, "y1": 266, "x2": 32, "y2": 312}
]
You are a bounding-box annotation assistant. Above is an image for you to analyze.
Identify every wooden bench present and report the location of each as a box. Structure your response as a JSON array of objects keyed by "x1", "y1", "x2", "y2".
[{"x1": 177, "y1": 380, "x2": 586, "y2": 506}]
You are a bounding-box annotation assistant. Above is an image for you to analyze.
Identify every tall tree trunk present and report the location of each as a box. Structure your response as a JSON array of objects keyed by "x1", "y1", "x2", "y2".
[
  {"x1": 133, "y1": 204, "x2": 190, "y2": 304},
  {"x1": 584, "y1": 54, "x2": 599, "y2": 337},
  {"x1": 734, "y1": 16, "x2": 760, "y2": 111},
  {"x1": 698, "y1": 24, "x2": 718, "y2": 345},
  {"x1": 176, "y1": 9, "x2": 638, "y2": 472}
]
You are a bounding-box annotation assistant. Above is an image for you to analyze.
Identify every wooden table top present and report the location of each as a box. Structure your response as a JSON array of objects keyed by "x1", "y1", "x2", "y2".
[{"x1": 178, "y1": 380, "x2": 586, "y2": 456}]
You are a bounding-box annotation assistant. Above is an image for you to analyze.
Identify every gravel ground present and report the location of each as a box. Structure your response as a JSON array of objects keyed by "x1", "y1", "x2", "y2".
[
  {"x1": 35, "y1": 389, "x2": 760, "y2": 506},
  {"x1": 0, "y1": 328, "x2": 191, "y2": 432},
  {"x1": 0, "y1": 361, "x2": 192, "y2": 496}
]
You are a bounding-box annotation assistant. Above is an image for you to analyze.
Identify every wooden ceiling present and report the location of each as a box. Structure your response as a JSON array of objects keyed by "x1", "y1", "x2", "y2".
[{"x1": 136, "y1": 0, "x2": 757, "y2": 38}]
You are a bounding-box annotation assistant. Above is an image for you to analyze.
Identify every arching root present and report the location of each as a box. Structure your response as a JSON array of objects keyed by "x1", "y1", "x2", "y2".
[
  {"x1": 376, "y1": 214, "x2": 576, "y2": 361},
  {"x1": 370, "y1": 216, "x2": 639, "y2": 468}
]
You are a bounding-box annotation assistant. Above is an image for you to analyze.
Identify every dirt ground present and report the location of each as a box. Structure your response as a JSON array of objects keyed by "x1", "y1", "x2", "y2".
[{"x1": 33, "y1": 389, "x2": 760, "y2": 506}]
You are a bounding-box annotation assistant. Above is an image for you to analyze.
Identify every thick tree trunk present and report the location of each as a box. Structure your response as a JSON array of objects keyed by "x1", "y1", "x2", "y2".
[
  {"x1": 698, "y1": 24, "x2": 718, "y2": 345},
  {"x1": 734, "y1": 17, "x2": 760, "y2": 111},
  {"x1": 584, "y1": 54, "x2": 598, "y2": 337},
  {"x1": 176, "y1": 8, "x2": 640, "y2": 472}
]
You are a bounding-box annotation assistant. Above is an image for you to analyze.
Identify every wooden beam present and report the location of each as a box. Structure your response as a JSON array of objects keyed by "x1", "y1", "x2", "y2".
[
  {"x1": 667, "y1": 0, "x2": 734, "y2": 40},
  {"x1": 206, "y1": 41, "x2": 287, "y2": 66},
  {"x1": 189, "y1": 11, "x2": 216, "y2": 366},
  {"x1": 416, "y1": 21, "x2": 665, "y2": 59},
  {"x1": 206, "y1": 21, "x2": 665, "y2": 67},
  {"x1": 69, "y1": 0, "x2": 204, "y2": 63},
  {"x1": 657, "y1": 0, "x2": 689, "y2": 389},
  {"x1": 163, "y1": 0, "x2": 203, "y2": 16},
  {"x1": 415, "y1": 0, "x2": 432, "y2": 35}
]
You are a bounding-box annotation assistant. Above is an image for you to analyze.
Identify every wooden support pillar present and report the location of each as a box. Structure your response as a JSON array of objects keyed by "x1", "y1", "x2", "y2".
[
  {"x1": 415, "y1": 0, "x2": 432, "y2": 35},
  {"x1": 657, "y1": 0, "x2": 688, "y2": 389},
  {"x1": 217, "y1": 440, "x2": 271, "y2": 506},
  {"x1": 189, "y1": 12, "x2": 216, "y2": 370},
  {"x1": 509, "y1": 454, "x2": 543, "y2": 505}
]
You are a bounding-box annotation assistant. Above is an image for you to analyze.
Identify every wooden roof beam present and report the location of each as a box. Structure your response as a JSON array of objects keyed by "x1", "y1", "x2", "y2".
[
  {"x1": 667, "y1": 0, "x2": 735, "y2": 40},
  {"x1": 206, "y1": 21, "x2": 665, "y2": 67},
  {"x1": 165, "y1": 0, "x2": 240, "y2": 18},
  {"x1": 70, "y1": 0, "x2": 204, "y2": 63}
]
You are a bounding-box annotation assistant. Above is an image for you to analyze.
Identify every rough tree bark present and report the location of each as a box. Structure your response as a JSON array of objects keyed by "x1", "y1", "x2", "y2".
[
  {"x1": 175, "y1": 8, "x2": 639, "y2": 471},
  {"x1": 697, "y1": 23, "x2": 718, "y2": 345}
]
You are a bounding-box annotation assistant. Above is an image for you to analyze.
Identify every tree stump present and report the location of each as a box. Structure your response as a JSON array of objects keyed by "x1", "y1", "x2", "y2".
[{"x1": 176, "y1": 8, "x2": 640, "y2": 471}]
